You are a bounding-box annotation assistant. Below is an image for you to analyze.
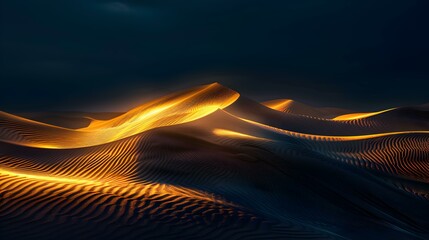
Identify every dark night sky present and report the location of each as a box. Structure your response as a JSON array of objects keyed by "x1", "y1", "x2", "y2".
[{"x1": 1, "y1": 0, "x2": 428, "y2": 112}]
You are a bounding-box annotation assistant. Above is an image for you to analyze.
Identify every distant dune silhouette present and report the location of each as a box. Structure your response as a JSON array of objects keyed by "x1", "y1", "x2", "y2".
[{"x1": 1, "y1": 83, "x2": 428, "y2": 239}]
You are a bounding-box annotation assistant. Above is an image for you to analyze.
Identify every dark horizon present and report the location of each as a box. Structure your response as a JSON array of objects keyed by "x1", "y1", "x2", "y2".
[{"x1": 1, "y1": 0, "x2": 428, "y2": 112}]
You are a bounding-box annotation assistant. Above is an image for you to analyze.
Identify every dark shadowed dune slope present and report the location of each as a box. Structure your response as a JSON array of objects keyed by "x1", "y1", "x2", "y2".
[{"x1": 1, "y1": 83, "x2": 429, "y2": 240}]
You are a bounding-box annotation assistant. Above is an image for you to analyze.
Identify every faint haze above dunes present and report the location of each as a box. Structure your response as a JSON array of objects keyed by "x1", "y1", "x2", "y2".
[{"x1": 1, "y1": 0, "x2": 428, "y2": 112}]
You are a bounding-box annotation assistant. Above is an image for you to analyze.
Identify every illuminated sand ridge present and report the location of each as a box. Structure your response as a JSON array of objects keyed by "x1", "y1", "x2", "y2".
[{"x1": 1, "y1": 83, "x2": 429, "y2": 239}]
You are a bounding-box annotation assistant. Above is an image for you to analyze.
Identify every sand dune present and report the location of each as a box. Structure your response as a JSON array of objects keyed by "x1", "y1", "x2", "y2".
[
  {"x1": 1, "y1": 83, "x2": 429, "y2": 239},
  {"x1": 0, "y1": 83, "x2": 239, "y2": 149}
]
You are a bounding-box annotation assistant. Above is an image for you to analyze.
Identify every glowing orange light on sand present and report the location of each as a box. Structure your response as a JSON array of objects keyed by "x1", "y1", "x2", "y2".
[
  {"x1": 0, "y1": 168, "x2": 102, "y2": 185},
  {"x1": 333, "y1": 108, "x2": 395, "y2": 120},
  {"x1": 0, "y1": 83, "x2": 239, "y2": 149},
  {"x1": 213, "y1": 128, "x2": 269, "y2": 141},
  {"x1": 263, "y1": 99, "x2": 293, "y2": 111},
  {"x1": 233, "y1": 112, "x2": 429, "y2": 141}
]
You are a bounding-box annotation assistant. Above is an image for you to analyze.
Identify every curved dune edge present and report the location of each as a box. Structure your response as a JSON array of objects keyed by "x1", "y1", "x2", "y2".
[
  {"x1": 263, "y1": 99, "x2": 399, "y2": 121},
  {"x1": 212, "y1": 128, "x2": 271, "y2": 141},
  {"x1": 0, "y1": 83, "x2": 240, "y2": 149},
  {"x1": 231, "y1": 112, "x2": 429, "y2": 141},
  {"x1": 263, "y1": 99, "x2": 294, "y2": 111},
  {"x1": 332, "y1": 108, "x2": 396, "y2": 121}
]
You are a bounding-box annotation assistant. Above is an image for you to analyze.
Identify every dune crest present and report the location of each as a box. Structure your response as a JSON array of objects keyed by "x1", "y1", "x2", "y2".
[
  {"x1": 332, "y1": 108, "x2": 396, "y2": 120},
  {"x1": 0, "y1": 83, "x2": 239, "y2": 149}
]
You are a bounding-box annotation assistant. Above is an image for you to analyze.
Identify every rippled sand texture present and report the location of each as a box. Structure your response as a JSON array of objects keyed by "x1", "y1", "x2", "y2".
[{"x1": 1, "y1": 83, "x2": 429, "y2": 240}]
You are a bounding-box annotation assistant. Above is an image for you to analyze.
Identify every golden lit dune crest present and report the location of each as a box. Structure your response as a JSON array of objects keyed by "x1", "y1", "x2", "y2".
[
  {"x1": 263, "y1": 99, "x2": 402, "y2": 122},
  {"x1": 83, "y1": 82, "x2": 239, "y2": 130},
  {"x1": 212, "y1": 128, "x2": 270, "y2": 141},
  {"x1": 332, "y1": 108, "x2": 396, "y2": 120},
  {"x1": 0, "y1": 83, "x2": 239, "y2": 149},
  {"x1": 263, "y1": 99, "x2": 294, "y2": 111},
  {"x1": 232, "y1": 111, "x2": 429, "y2": 142}
]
